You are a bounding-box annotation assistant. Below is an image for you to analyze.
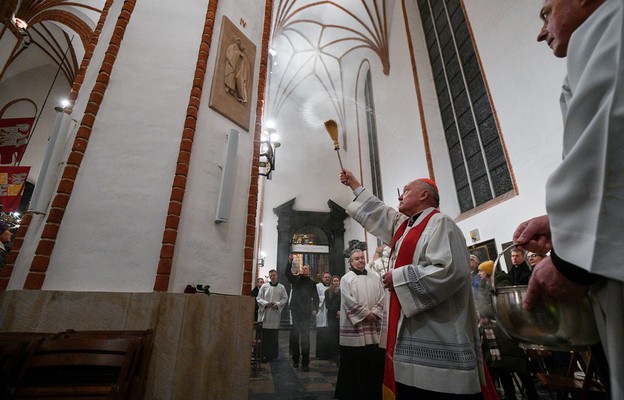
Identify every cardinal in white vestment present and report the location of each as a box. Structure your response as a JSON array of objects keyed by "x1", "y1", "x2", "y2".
[{"x1": 339, "y1": 170, "x2": 483, "y2": 400}]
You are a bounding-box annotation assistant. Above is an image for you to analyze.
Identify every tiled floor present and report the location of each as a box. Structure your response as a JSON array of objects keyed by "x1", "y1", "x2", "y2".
[{"x1": 249, "y1": 329, "x2": 337, "y2": 400}]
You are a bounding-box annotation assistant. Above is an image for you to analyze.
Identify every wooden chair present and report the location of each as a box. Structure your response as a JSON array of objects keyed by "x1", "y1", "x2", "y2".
[
  {"x1": 13, "y1": 336, "x2": 140, "y2": 399},
  {"x1": 536, "y1": 351, "x2": 605, "y2": 400},
  {"x1": 60, "y1": 330, "x2": 154, "y2": 400},
  {"x1": 0, "y1": 332, "x2": 59, "y2": 398},
  {"x1": 524, "y1": 348, "x2": 553, "y2": 374}
]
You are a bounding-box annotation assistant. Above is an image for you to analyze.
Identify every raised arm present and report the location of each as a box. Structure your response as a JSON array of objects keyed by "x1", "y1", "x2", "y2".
[{"x1": 285, "y1": 254, "x2": 296, "y2": 283}]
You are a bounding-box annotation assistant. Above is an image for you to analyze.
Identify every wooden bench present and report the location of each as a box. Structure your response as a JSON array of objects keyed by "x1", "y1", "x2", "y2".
[
  {"x1": 2, "y1": 330, "x2": 153, "y2": 399},
  {"x1": 13, "y1": 336, "x2": 140, "y2": 399},
  {"x1": 0, "y1": 332, "x2": 58, "y2": 398},
  {"x1": 60, "y1": 330, "x2": 154, "y2": 400}
]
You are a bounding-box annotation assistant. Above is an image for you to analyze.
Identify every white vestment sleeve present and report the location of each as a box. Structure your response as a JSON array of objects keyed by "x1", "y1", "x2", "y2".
[{"x1": 346, "y1": 189, "x2": 407, "y2": 245}]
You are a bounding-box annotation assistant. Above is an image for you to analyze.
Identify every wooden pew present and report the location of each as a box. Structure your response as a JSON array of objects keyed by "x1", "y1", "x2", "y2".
[
  {"x1": 13, "y1": 336, "x2": 141, "y2": 399},
  {"x1": 0, "y1": 332, "x2": 56, "y2": 398},
  {"x1": 60, "y1": 330, "x2": 154, "y2": 400}
]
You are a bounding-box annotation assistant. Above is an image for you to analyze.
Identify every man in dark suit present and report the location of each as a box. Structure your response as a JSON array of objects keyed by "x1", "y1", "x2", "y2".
[
  {"x1": 285, "y1": 255, "x2": 319, "y2": 371},
  {"x1": 251, "y1": 277, "x2": 264, "y2": 321},
  {"x1": 508, "y1": 248, "x2": 532, "y2": 286}
]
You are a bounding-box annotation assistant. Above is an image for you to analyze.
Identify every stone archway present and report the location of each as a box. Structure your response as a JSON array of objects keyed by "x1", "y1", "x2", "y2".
[
  {"x1": 273, "y1": 198, "x2": 348, "y2": 281},
  {"x1": 273, "y1": 198, "x2": 348, "y2": 324}
]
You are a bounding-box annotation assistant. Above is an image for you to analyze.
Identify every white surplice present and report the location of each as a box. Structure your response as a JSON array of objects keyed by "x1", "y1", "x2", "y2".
[
  {"x1": 256, "y1": 282, "x2": 288, "y2": 329},
  {"x1": 316, "y1": 282, "x2": 329, "y2": 328},
  {"x1": 346, "y1": 189, "x2": 483, "y2": 395}
]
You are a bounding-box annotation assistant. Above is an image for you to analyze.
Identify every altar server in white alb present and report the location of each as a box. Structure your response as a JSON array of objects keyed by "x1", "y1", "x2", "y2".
[
  {"x1": 339, "y1": 170, "x2": 483, "y2": 400},
  {"x1": 256, "y1": 269, "x2": 288, "y2": 363},
  {"x1": 334, "y1": 249, "x2": 385, "y2": 400},
  {"x1": 315, "y1": 272, "x2": 332, "y2": 359},
  {"x1": 514, "y1": 0, "x2": 623, "y2": 398}
]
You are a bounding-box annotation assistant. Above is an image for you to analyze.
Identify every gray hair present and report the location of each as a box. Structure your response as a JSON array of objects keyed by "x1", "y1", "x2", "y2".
[
  {"x1": 349, "y1": 249, "x2": 364, "y2": 265},
  {"x1": 418, "y1": 181, "x2": 440, "y2": 207}
]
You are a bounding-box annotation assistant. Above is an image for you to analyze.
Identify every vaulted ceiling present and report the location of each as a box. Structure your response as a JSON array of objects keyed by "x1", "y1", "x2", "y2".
[
  {"x1": 266, "y1": 0, "x2": 395, "y2": 129},
  {"x1": 1, "y1": 0, "x2": 105, "y2": 83},
  {"x1": 2, "y1": 1, "x2": 393, "y2": 112}
]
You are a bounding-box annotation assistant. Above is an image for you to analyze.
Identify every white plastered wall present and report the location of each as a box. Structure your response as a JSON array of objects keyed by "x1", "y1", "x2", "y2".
[
  {"x1": 169, "y1": 0, "x2": 266, "y2": 294},
  {"x1": 8, "y1": 0, "x2": 267, "y2": 293}
]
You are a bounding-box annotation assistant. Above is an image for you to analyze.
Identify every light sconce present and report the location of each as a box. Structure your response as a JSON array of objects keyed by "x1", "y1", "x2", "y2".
[
  {"x1": 259, "y1": 128, "x2": 281, "y2": 179},
  {"x1": 12, "y1": 16, "x2": 28, "y2": 29},
  {"x1": 12, "y1": 16, "x2": 31, "y2": 49},
  {"x1": 268, "y1": 48, "x2": 277, "y2": 70}
]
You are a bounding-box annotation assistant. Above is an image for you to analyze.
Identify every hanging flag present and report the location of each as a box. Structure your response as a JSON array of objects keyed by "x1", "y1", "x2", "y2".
[
  {"x1": 0, "y1": 166, "x2": 30, "y2": 212},
  {"x1": 0, "y1": 117, "x2": 36, "y2": 165}
]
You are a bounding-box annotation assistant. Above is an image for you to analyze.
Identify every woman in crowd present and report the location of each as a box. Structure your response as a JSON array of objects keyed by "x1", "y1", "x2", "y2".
[{"x1": 526, "y1": 252, "x2": 546, "y2": 269}]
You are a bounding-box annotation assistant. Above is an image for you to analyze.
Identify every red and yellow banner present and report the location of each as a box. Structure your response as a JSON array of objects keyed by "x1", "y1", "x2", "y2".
[
  {"x1": 0, "y1": 117, "x2": 35, "y2": 165},
  {"x1": 0, "y1": 166, "x2": 30, "y2": 212}
]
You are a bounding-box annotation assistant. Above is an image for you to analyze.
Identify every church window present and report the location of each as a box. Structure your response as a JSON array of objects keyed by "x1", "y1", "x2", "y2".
[
  {"x1": 418, "y1": 0, "x2": 514, "y2": 212},
  {"x1": 364, "y1": 70, "x2": 383, "y2": 201}
]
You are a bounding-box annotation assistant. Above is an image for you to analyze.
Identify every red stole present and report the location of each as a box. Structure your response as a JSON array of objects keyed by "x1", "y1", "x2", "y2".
[{"x1": 382, "y1": 209, "x2": 439, "y2": 400}]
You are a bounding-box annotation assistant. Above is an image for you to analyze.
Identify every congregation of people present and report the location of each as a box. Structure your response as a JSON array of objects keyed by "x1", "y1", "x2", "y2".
[{"x1": 251, "y1": 1, "x2": 622, "y2": 398}]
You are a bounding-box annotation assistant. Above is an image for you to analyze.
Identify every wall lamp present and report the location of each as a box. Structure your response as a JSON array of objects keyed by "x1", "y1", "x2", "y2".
[
  {"x1": 12, "y1": 16, "x2": 31, "y2": 49},
  {"x1": 259, "y1": 128, "x2": 281, "y2": 179}
]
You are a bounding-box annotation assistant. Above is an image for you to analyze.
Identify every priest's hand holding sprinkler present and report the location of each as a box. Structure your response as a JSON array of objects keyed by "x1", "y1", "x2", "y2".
[{"x1": 339, "y1": 169, "x2": 361, "y2": 191}]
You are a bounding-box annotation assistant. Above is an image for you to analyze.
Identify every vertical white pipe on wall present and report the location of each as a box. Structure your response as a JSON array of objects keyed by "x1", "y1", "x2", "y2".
[
  {"x1": 215, "y1": 129, "x2": 239, "y2": 223},
  {"x1": 28, "y1": 107, "x2": 73, "y2": 214}
]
